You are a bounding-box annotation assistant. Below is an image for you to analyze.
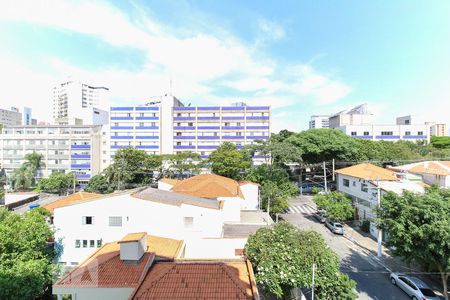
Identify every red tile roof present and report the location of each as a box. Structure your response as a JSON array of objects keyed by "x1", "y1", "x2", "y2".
[
  {"x1": 336, "y1": 163, "x2": 398, "y2": 181},
  {"x1": 43, "y1": 192, "x2": 103, "y2": 213},
  {"x1": 130, "y1": 260, "x2": 259, "y2": 300}
]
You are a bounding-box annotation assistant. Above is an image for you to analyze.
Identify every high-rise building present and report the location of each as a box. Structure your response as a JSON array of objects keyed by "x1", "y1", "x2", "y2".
[
  {"x1": 106, "y1": 95, "x2": 270, "y2": 167},
  {"x1": 309, "y1": 115, "x2": 330, "y2": 129},
  {"x1": 430, "y1": 123, "x2": 448, "y2": 137},
  {"x1": 329, "y1": 104, "x2": 374, "y2": 128},
  {"x1": 52, "y1": 81, "x2": 109, "y2": 125},
  {"x1": 0, "y1": 125, "x2": 102, "y2": 184},
  {"x1": 0, "y1": 107, "x2": 22, "y2": 127},
  {"x1": 23, "y1": 107, "x2": 32, "y2": 125}
]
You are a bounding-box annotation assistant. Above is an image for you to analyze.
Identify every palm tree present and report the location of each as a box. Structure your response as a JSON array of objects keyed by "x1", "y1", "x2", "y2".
[
  {"x1": 24, "y1": 152, "x2": 45, "y2": 186},
  {"x1": 11, "y1": 165, "x2": 33, "y2": 191}
]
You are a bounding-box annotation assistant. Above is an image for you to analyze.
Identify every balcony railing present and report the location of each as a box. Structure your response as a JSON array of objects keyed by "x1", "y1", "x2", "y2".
[
  {"x1": 173, "y1": 145, "x2": 196, "y2": 149},
  {"x1": 135, "y1": 136, "x2": 159, "y2": 139},
  {"x1": 174, "y1": 136, "x2": 196, "y2": 140}
]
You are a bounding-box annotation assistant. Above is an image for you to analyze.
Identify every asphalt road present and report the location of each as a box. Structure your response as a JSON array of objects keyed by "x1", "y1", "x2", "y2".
[
  {"x1": 282, "y1": 196, "x2": 410, "y2": 300},
  {"x1": 12, "y1": 194, "x2": 62, "y2": 214}
]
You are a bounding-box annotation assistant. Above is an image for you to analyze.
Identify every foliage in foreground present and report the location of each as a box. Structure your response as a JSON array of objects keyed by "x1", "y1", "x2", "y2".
[
  {"x1": 0, "y1": 208, "x2": 56, "y2": 300},
  {"x1": 245, "y1": 222, "x2": 357, "y2": 299},
  {"x1": 313, "y1": 191, "x2": 354, "y2": 222},
  {"x1": 377, "y1": 187, "x2": 450, "y2": 300}
]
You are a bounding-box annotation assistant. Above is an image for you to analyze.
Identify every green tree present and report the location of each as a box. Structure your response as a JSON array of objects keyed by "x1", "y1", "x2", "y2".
[
  {"x1": 287, "y1": 129, "x2": 359, "y2": 164},
  {"x1": 0, "y1": 207, "x2": 56, "y2": 300},
  {"x1": 83, "y1": 174, "x2": 113, "y2": 194},
  {"x1": 313, "y1": 191, "x2": 354, "y2": 222},
  {"x1": 23, "y1": 151, "x2": 45, "y2": 186},
  {"x1": 11, "y1": 165, "x2": 33, "y2": 191},
  {"x1": 377, "y1": 189, "x2": 450, "y2": 300},
  {"x1": 431, "y1": 136, "x2": 450, "y2": 149},
  {"x1": 105, "y1": 148, "x2": 163, "y2": 189},
  {"x1": 37, "y1": 172, "x2": 76, "y2": 195},
  {"x1": 0, "y1": 169, "x2": 6, "y2": 204},
  {"x1": 165, "y1": 151, "x2": 203, "y2": 178},
  {"x1": 208, "y1": 142, "x2": 251, "y2": 180},
  {"x1": 245, "y1": 222, "x2": 356, "y2": 299}
]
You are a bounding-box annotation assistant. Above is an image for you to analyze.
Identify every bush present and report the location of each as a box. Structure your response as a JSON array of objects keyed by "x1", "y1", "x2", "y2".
[
  {"x1": 311, "y1": 186, "x2": 321, "y2": 195},
  {"x1": 360, "y1": 219, "x2": 370, "y2": 233}
]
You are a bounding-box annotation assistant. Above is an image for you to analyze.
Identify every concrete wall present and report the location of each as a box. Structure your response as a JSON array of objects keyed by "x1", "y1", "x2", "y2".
[
  {"x1": 53, "y1": 287, "x2": 133, "y2": 300},
  {"x1": 183, "y1": 238, "x2": 247, "y2": 259},
  {"x1": 54, "y1": 193, "x2": 224, "y2": 264},
  {"x1": 157, "y1": 181, "x2": 174, "y2": 191},
  {"x1": 239, "y1": 184, "x2": 259, "y2": 210},
  {"x1": 219, "y1": 197, "x2": 242, "y2": 222}
]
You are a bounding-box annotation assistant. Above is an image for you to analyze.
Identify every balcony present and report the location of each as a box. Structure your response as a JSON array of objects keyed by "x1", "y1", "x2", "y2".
[
  {"x1": 247, "y1": 136, "x2": 269, "y2": 139},
  {"x1": 48, "y1": 154, "x2": 70, "y2": 160},
  {"x1": 375, "y1": 135, "x2": 400, "y2": 139},
  {"x1": 2, "y1": 154, "x2": 24, "y2": 159},
  {"x1": 47, "y1": 164, "x2": 70, "y2": 169},
  {"x1": 246, "y1": 126, "x2": 269, "y2": 130},
  {"x1": 111, "y1": 145, "x2": 130, "y2": 149},
  {"x1": 111, "y1": 136, "x2": 133, "y2": 139},
  {"x1": 25, "y1": 144, "x2": 47, "y2": 150},
  {"x1": 173, "y1": 107, "x2": 196, "y2": 111},
  {"x1": 136, "y1": 145, "x2": 159, "y2": 149},
  {"x1": 111, "y1": 107, "x2": 134, "y2": 111},
  {"x1": 76, "y1": 174, "x2": 91, "y2": 179},
  {"x1": 3, "y1": 145, "x2": 23, "y2": 150},
  {"x1": 110, "y1": 126, "x2": 133, "y2": 130},
  {"x1": 198, "y1": 107, "x2": 220, "y2": 111},
  {"x1": 246, "y1": 116, "x2": 270, "y2": 121},
  {"x1": 222, "y1": 116, "x2": 244, "y2": 121},
  {"x1": 246, "y1": 106, "x2": 270, "y2": 111},
  {"x1": 173, "y1": 145, "x2": 196, "y2": 149},
  {"x1": 222, "y1": 136, "x2": 244, "y2": 139},
  {"x1": 173, "y1": 126, "x2": 196, "y2": 130},
  {"x1": 49, "y1": 144, "x2": 70, "y2": 150},
  {"x1": 71, "y1": 154, "x2": 91, "y2": 159},
  {"x1": 402, "y1": 135, "x2": 427, "y2": 139},
  {"x1": 71, "y1": 164, "x2": 91, "y2": 169},
  {"x1": 135, "y1": 126, "x2": 159, "y2": 130},
  {"x1": 173, "y1": 117, "x2": 195, "y2": 121},
  {"x1": 111, "y1": 117, "x2": 133, "y2": 120},
  {"x1": 222, "y1": 126, "x2": 244, "y2": 130},
  {"x1": 222, "y1": 106, "x2": 244, "y2": 111},
  {"x1": 174, "y1": 136, "x2": 196, "y2": 140},
  {"x1": 197, "y1": 117, "x2": 220, "y2": 121},
  {"x1": 135, "y1": 136, "x2": 159, "y2": 139},
  {"x1": 135, "y1": 116, "x2": 159, "y2": 120},
  {"x1": 197, "y1": 126, "x2": 220, "y2": 130},
  {"x1": 135, "y1": 106, "x2": 159, "y2": 111},
  {"x1": 71, "y1": 145, "x2": 91, "y2": 149},
  {"x1": 353, "y1": 135, "x2": 373, "y2": 139},
  {"x1": 198, "y1": 145, "x2": 219, "y2": 149},
  {"x1": 2, "y1": 163, "x2": 21, "y2": 168},
  {"x1": 198, "y1": 136, "x2": 219, "y2": 140}
]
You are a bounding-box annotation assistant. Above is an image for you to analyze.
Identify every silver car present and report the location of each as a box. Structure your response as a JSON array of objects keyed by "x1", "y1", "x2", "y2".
[
  {"x1": 390, "y1": 272, "x2": 439, "y2": 300},
  {"x1": 325, "y1": 220, "x2": 344, "y2": 235}
]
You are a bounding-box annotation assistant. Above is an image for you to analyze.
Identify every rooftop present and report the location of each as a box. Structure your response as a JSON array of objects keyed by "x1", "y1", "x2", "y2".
[
  {"x1": 336, "y1": 163, "x2": 399, "y2": 181},
  {"x1": 54, "y1": 234, "x2": 184, "y2": 289},
  {"x1": 159, "y1": 178, "x2": 181, "y2": 185},
  {"x1": 131, "y1": 260, "x2": 258, "y2": 300},
  {"x1": 43, "y1": 192, "x2": 103, "y2": 213},
  {"x1": 171, "y1": 174, "x2": 245, "y2": 199},
  {"x1": 390, "y1": 161, "x2": 450, "y2": 176}
]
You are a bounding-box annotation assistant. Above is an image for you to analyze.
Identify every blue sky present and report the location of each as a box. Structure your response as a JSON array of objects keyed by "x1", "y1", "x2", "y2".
[{"x1": 0, "y1": 0, "x2": 449, "y2": 131}]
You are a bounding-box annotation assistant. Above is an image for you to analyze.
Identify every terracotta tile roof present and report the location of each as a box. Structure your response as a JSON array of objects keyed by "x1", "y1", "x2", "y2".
[
  {"x1": 159, "y1": 178, "x2": 181, "y2": 185},
  {"x1": 336, "y1": 163, "x2": 398, "y2": 181},
  {"x1": 390, "y1": 161, "x2": 450, "y2": 176},
  {"x1": 54, "y1": 234, "x2": 184, "y2": 289},
  {"x1": 171, "y1": 174, "x2": 245, "y2": 199},
  {"x1": 130, "y1": 260, "x2": 258, "y2": 300},
  {"x1": 43, "y1": 192, "x2": 103, "y2": 213}
]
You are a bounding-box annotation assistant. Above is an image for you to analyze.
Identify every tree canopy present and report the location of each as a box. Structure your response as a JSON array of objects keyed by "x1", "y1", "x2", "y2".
[
  {"x1": 207, "y1": 142, "x2": 251, "y2": 180},
  {"x1": 83, "y1": 174, "x2": 113, "y2": 194},
  {"x1": 37, "y1": 172, "x2": 76, "y2": 195},
  {"x1": 377, "y1": 188, "x2": 450, "y2": 299},
  {"x1": 431, "y1": 136, "x2": 450, "y2": 149},
  {"x1": 245, "y1": 222, "x2": 356, "y2": 299},
  {"x1": 0, "y1": 208, "x2": 56, "y2": 300},
  {"x1": 164, "y1": 151, "x2": 203, "y2": 178},
  {"x1": 313, "y1": 191, "x2": 354, "y2": 222}
]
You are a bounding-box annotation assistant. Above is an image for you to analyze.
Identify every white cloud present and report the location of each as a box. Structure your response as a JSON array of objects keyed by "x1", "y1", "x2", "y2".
[{"x1": 0, "y1": 0, "x2": 352, "y2": 126}]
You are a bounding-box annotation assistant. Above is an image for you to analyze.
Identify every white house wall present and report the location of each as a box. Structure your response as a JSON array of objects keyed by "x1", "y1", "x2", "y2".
[
  {"x1": 218, "y1": 197, "x2": 242, "y2": 222},
  {"x1": 54, "y1": 194, "x2": 223, "y2": 265},
  {"x1": 239, "y1": 184, "x2": 259, "y2": 210},
  {"x1": 157, "y1": 181, "x2": 174, "y2": 191},
  {"x1": 183, "y1": 238, "x2": 247, "y2": 259},
  {"x1": 53, "y1": 287, "x2": 133, "y2": 300}
]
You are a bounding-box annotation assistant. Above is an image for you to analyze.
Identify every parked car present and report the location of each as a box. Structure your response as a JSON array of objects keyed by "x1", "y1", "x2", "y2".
[
  {"x1": 299, "y1": 183, "x2": 324, "y2": 194},
  {"x1": 314, "y1": 211, "x2": 326, "y2": 223},
  {"x1": 29, "y1": 203, "x2": 40, "y2": 210},
  {"x1": 390, "y1": 273, "x2": 439, "y2": 300},
  {"x1": 325, "y1": 219, "x2": 344, "y2": 235}
]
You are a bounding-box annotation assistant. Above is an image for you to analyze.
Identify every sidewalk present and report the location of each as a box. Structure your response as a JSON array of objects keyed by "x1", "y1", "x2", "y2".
[{"x1": 344, "y1": 223, "x2": 448, "y2": 299}]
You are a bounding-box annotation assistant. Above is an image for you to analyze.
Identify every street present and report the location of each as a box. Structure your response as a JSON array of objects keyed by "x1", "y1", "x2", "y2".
[{"x1": 283, "y1": 196, "x2": 410, "y2": 300}]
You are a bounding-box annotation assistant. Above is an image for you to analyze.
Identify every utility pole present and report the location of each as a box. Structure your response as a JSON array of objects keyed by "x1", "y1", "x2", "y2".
[
  {"x1": 323, "y1": 161, "x2": 328, "y2": 193},
  {"x1": 73, "y1": 174, "x2": 76, "y2": 194},
  {"x1": 376, "y1": 179, "x2": 382, "y2": 258},
  {"x1": 332, "y1": 159, "x2": 335, "y2": 181},
  {"x1": 311, "y1": 263, "x2": 316, "y2": 300}
]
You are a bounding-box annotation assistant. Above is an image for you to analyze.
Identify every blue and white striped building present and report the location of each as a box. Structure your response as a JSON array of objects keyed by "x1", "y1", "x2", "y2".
[{"x1": 107, "y1": 96, "x2": 270, "y2": 164}]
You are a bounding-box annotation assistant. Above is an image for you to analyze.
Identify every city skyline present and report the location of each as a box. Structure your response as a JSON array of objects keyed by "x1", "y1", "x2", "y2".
[{"x1": 1, "y1": 1, "x2": 450, "y2": 132}]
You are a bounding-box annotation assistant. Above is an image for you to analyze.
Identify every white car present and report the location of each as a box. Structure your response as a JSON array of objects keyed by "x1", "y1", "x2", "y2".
[{"x1": 390, "y1": 272, "x2": 439, "y2": 300}]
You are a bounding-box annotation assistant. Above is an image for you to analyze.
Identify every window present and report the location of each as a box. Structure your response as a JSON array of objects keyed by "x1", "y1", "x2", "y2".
[
  {"x1": 225, "y1": 122, "x2": 230, "y2": 126},
  {"x1": 236, "y1": 132, "x2": 242, "y2": 136},
  {"x1": 184, "y1": 217, "x2": 194, "y2": 228},
  {"x1": 381, "y1": 131, "x2": 393, "y2": 136},
  {"x1": 188, "y1": 122, "x2": 193, "y2": 126},
  {"x1": 176, "y1": 132, "x2": 182, "y2": 136},
  {"x1": 237, "y1": 122, "x2": 241, "y2": 126},
  {"x1": 82, "y1": 240, "x2": 88, "y2": 248},
  {"x1": 363, "y1": 131, "x2": 370, "y2": 136},
  {"x1": 97, "y1": 240, "x2": 102, "y2": 248},
  {"x1": 139, "y1": 122, "x2": 144, "y2": 126},
  {"x1": 405, "y1": 131, "x2": 411, "y2": 136},
  {"x1": 405, "y1": 120, "x2": 410, "y2": 125},
  {"x1": 75, "y1": 240, "x2": 81, "y2": 248},
  {"x1": 82, "y1": 216, "x2": 94, "y2": 225},
  {"x1": 418, "y1": 131, "x2": 423, "y2": 136},
  {"x1": 109, "y1": 216, "x2": 122, "y2": 227},
  {"x1": 361, "y1": 183, "x2": 368, "y2": 192},
  {"x1": 90, "y1": 240, "x2": 95, "y2": 248},
  {"x1": 343, "y1": 179, "x2": 350, "y2": 187},
  {"x1": 177, "y1": 142, "x2": 181, "y2": 146},
  {"x1": 351, "y1": 131, "x2": 357, "y2": 136}
]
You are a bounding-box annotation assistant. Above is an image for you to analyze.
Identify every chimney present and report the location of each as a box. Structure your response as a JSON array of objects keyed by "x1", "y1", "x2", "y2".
[{"x1": 118, "y1": 232, "x2": 148, "y2": 263}]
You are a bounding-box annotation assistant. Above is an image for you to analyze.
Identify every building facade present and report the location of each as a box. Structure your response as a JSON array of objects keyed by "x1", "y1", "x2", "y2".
[
  {"x1": 309, "y1": 115, "x2": 330, "y2": 129},
  {"x1": 337, "y1": 124, "x2": 431, "y2": 142},
  {"x1": 0, "y1": 107, "x2": 22, "y2": 126},
  {"x1": 107, "y1": 96, "x2": 270, "y2": 165},
  {"x1": 0, "y1": 125, "x2": 102, "y2": 184},
  {"x1": 431, "y1": 123, "x2": 448, "y2": 137},
  {"x1": 53, "y1": 81, "x2": 109, "y2": 125}
]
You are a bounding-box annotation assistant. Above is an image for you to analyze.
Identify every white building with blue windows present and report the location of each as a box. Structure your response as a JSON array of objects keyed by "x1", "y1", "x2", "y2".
[{"x1": 107, "y1": 96, "x2": 270, "y2": 165}]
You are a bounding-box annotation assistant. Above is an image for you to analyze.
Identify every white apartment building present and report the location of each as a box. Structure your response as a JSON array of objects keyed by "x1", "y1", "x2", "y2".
[
  {"x1": 338, "y1": 124, "x2": 431, "y2": 142},
  {"x1": 53, "y1": 81, "x2": 109, "y2": 125},
  {"x1": 0, "y1": 125, "x2": 102, "y2": 184},
  {"x1": 329, "y1": 104, "x2": 374, "y2": 129},
  {"x1": 0, "y1": 107, "x2": 22, "y2": 126},
  {"x1": 431, "y1": 124, "x2": 448, "y2": 137},
  {"x1": 309, "y1": 115, "x2": 330, "y2": 129},
  {"x1": 106, "y1": 96, "x2": 271, "y2": 167}
]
